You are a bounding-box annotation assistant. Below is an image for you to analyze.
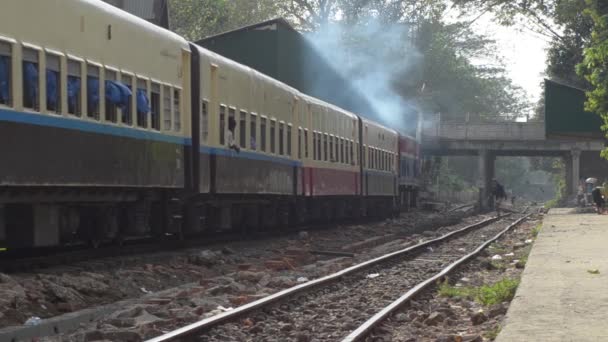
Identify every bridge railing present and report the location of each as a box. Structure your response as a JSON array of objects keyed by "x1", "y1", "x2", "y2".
[{"x1": 422, "y1": 121, "x2": 546, "y2": 141}]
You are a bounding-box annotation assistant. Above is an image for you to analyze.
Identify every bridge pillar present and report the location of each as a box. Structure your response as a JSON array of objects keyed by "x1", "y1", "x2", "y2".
[
  {"x1": 570, "y1": 149, "x2": 581, "y2": 195},
  {"x1": 478, "y1": 149, "x2": 495, "y2": 210}
]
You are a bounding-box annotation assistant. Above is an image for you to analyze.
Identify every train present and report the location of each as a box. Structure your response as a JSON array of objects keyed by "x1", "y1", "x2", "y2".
[{"x1": 0, "y1": 0, "x2": 421, "y2": 249}]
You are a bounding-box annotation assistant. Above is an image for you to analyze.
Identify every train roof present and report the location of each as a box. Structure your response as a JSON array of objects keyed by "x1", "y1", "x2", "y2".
[
  {"x1": 82, "y1": 0, "x2": 187, "y2": 45},
  {"x1": 193, "y1": 44, "x2": 360, "y2": 121}
]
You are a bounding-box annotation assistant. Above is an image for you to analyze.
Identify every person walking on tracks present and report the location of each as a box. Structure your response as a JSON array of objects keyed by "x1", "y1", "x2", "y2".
[{"x1": 491, "y1": 179, "x2": 507, "y2": 217}]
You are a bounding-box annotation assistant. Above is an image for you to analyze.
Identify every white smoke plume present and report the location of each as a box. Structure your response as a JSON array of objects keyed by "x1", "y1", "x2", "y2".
[{"x1": 304, "y1": 19, "x2": 423, "y2": 134}]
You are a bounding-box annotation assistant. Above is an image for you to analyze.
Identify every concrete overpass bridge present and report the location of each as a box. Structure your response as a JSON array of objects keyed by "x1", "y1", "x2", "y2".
[{"x1": 421, "y1": 119, "x2": 606, "y2": 208}]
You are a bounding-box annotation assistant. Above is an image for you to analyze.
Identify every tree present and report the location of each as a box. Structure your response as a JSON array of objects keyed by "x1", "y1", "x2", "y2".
[
  {"x1": 577, "y1": 0, "x2": 608, "y2": 158},
  {"x1": 169, "y1": 0, "x2": 282, "y2": 40}
]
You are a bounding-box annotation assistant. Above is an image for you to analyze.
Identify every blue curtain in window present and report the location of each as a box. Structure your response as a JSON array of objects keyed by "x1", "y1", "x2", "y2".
[
  {"x1": 105, "y1": 80, "x2": 132, "y2": 110},
  {"x1": 0, "y1": 56, "x2": 8, "y2": 103},
  {"x1": 87, "y1": 77, "x2": 100, "y2": 110},
  {"x1": 46, "y1": 70, "x2": 58, "y2": 109},
  {"x1": 136, "y1": 89, "x2": 149, "y2": 114},
  {"x1": 67, "y1": 76, "x2": 80, "y2": 111},
  {"x1": 23, "y1": 62, "x2": 38, "y2": 106}
]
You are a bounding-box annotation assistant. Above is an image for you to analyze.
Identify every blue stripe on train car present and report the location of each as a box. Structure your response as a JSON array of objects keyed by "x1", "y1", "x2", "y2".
[
  {"x1": 0, "y1": 108, "x2": 189, "y2": 145},
  {"x1": 200, "y1": 146, "x2": 302, "y2": 167}
]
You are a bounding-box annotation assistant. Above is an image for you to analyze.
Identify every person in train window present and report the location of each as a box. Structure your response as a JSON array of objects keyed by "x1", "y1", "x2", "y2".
[{"x1": 227, "y1": 117, "x2": 240, "y2": 153}]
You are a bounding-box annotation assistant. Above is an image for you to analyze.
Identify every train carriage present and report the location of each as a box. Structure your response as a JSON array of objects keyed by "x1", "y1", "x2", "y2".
[
  {"x1": 0, "y1": 0, "x2": 190, "y2": 247},
  {"x1": 0, "y1": 0, "x2": 421, "y2": 250},
  {"x1": 361, "y1": 118, "x2": 399, "y2": 216},
  {"x1": 398, "y1": 134, "x2": 420, "y2": 210},
  {"x1": 188, "y1": 45, "x2": 302, "y2": 232},
  {"x1": 299, "y1": 95, "x2": 361, "y2": 220}
]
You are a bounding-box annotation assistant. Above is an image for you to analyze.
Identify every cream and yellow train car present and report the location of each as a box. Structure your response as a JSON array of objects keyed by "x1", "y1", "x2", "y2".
[
  {"x1": 189, "y1": 45, "x2": 302, "y2": 230},
  {"x1": 361, "y1": 117, "x2": 399, "y2": 215},
  {"x1": 0, "y1": 0, "x2": 190, "y2": 247}
]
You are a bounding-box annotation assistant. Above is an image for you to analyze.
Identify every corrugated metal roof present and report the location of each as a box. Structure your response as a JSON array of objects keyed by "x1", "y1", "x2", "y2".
[{"x1": 123, "y1": 0, "x2": 155, "y2": 19}]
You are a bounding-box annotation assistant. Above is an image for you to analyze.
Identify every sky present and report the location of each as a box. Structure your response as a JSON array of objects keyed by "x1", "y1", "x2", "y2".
[{"x1": 472, "y1": 14, "x2": 550, "y2": 104}]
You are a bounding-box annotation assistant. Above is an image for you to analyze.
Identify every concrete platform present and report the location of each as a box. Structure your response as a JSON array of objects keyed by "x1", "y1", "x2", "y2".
[{"x1": 497, "y1": 211, "x2": 608, "y2": 342}]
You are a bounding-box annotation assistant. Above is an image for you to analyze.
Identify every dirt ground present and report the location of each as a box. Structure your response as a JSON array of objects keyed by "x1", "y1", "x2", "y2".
[{"x1": 0, "y1": 209, "x2": 482, "y2": 341}]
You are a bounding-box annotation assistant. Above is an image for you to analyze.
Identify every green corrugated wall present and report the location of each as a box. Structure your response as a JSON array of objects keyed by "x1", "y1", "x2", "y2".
[{"x1": 545, "y1": 79, "x2": 603, "y2": 137}]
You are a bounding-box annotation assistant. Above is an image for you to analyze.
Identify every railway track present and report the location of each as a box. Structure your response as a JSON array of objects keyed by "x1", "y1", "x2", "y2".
[
  {"x1": 0, "y1": 216, "x2": 388, "y2": 273},
  {"x1": 146, "y1": 212, "x2": 529, "y2": 342}
]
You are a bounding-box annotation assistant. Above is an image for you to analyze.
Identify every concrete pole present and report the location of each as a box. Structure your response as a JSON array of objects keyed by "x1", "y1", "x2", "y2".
[
  {"x1": 564, "y1": 153, "x2": 573, "y2": 196},
  {"x1": 571, "y1": 149, "x2": 581, "y2": 194}
]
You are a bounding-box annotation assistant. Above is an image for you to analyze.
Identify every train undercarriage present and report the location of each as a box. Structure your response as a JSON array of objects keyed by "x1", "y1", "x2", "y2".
[{"x1": 0, "y1": 187, "x2": 417, "y2": 250}]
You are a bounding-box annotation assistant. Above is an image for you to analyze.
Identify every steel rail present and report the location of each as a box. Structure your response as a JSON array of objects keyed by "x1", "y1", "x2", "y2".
[
  {"x1": 341, "y1": 214, "x2": 531, "y2": 342},
  {"x1": 146, "y1": 215, "x2": 503, "y2": 342}
]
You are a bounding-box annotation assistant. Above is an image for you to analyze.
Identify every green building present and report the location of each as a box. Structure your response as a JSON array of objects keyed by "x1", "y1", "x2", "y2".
[
  {"x1": 196, "y1": 19, "x2": 380, "y2": 124},
  {"x1": 545, "y1": 78, "x2": 604, "y2": 139}
]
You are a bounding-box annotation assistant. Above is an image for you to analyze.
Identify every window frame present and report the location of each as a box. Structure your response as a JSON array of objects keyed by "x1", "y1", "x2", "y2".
[
  {"x1": 103, "y1": 66, "x2": 120, "y2": 122},
  {"x1": 270, "y1": 118, "x2": 277, "y2": 154},
  {"x1": 135, "y1": 77, "x2": 148, "y2": 128},
  {"x1": 279, "y1": 121, "x2": 285, "y2": 156},
  {"x1": 22, "y1": 44, "x2": 41, "y2": 111},
  {"x1": 66, "y1": 55, "x2": 84, "y2": 117},
  {"x1": 163, "y1": 84, "x2": 173, "y2": 131},
  {"x1": 239, "y1": 110, "x2": 247, "y2": 149},
  {"x1": 119, "y1": 71, "x2": 134, "y2": 125},
  {"x1": 201, "y1": 99, "x2": 209, "y2": 142},
  {"x1": 249, "y1": 112, "x2": 257, "y2": 151},
  {"x1": 304, "y1": 129, "x2": 309, "y2": 159},
  {"x1": 86, "y1": 61, "x2": 102, "y2": 120},
  {"x1": 0, "y1": 37, "x2": 15, "y2": 108},
  {"x1": 149, "y1": 80, "x2": 161, "y2": 131},
  {"x1": 287, "y1": 124, "x2": 292, "y2": 157},
  {"x1": 260, "y1": 115, "x2": 267, "y2": 152},
  {"x1": 219, "y1": 104, "x2": 226, "y2": 146},
  {"x1": 173, "y1": 87, "x2": 182, "y2": 133}
]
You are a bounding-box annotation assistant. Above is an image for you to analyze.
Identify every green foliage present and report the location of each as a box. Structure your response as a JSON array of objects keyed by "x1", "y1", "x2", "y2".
[
  {"x1": 169, "y1": 0, "x2": 282, "y2": 40},
  {"x1": 484, "y1": 325, "x2": 502, "y2": 340},
  {"x1": 439, "y1": 278, "x2": 520, "y2": 306},
  {"x1": 169, "y1": 0, "x2": 530, "y2": 124},
  {"x1": 577, "y1": 1, "x2": 608, "y2": 158},
  {"x1": 532, "y1": 223, "x2": 542, "y2": 237}
]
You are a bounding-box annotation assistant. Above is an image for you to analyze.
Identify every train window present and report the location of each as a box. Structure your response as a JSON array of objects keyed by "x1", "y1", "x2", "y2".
[
  {"x1": 46, "y1": 53, "x2": 61, "y2": 114},
  {"x1": 173, "y1": 89, "x2": 181, "y2": 132},
  {"x1": 22, "y1": 47, "x2": 39, "y2": 111},
  {"x1": 219, "y1": 105, "x2": 226, "y2": 145},
  {"x1": 298, "y1": 128, "x2": 302, "y2": 159},
  {"x1": 163, "y1": 85, "x2": 172, "y2": 130},
  {"x1": 328, "y1": 136, "x2": 333, "y2": 162},
  {"x1": 270, "y1": 119, "x2": 276, "y2": 154},
  {"x1": 136, "y1": 78, "x2": 148, "y2": 127},
  {"x1": 239, "y1": 111, "x2": 246, "y2": 149},
  {"x1": 260, "y1": 116, "x2": 267, "y2": 152},
  {"x1": 340, "y1": 138, "x2": 345, "y2": 164},
  {"x1": 67, "y1": 59, "x2": 81, "y2": 116},
  {"x1": 350, "y1": 141, "x2": 354, "y2": 165},
  {"x1": 150, "y1": 82, "x2": 160, "y2": 130},
  {"x1": 279, "y1": 122, "x2": 284, "y2": 155},
  {"x1": 104, "y1": 69, "x2": 118, "y2": 122},
  {"x1": 201, "y1": 100, "x2": 208, "y2": 142},
  {"x1": 323, "y1": 134, "x2": 328, "y2": 162},
  {"x1": 287, "y1": 124, "x2": 292, "y2": 156},
  {"x1": 120, "y1": 75, "x2": 132, "y2": 125},
  {"x1": 249, "y1": 113, "x2": 257, "y2": 150},
  {"x1": 87, "y1": 64, "x2": 100, "y2": 120},
  {"x1": 304, "y1": 129, "x2": 309, "y2": 159},
  {"x1": 317, "y1": 133, "x2": 322, "y2": 161},
  {"x1": 0, "y1": 41, "x2": 11, "y2": 106},
  {"x1": 313, "y1": 132, "x2": 317, "y2": 160}
]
